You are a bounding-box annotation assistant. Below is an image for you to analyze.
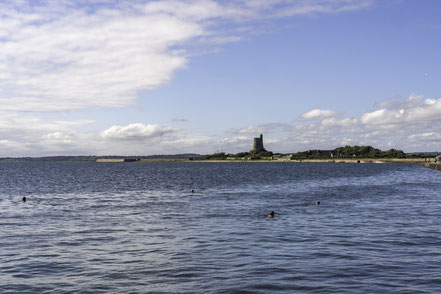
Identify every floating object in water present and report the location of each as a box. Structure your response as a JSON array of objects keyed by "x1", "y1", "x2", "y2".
[
  {"x1": 267, "y1": 211, "x2": 275, "y2": 218},
  {"x1": 191, "y1": 189, "x2": 195, "y2": 193},
  {"x1": 316, "y1": 200, "x2": 320, "y2": 205},
  {"x1": 22, "y1": 196, "x2": 26, "y2": 202}
]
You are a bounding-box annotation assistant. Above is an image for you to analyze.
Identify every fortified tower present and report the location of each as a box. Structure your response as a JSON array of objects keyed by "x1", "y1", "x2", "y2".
[{"x1": 251, "y1": 134, "x2": 265, "y2": 152}]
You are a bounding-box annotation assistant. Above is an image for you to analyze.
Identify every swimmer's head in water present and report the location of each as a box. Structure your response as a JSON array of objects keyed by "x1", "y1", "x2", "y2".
[
  {"x1": 191, "y1": 189, "x2": 195, "y2": 193},
  {"x1": 316, "y1": 200, "x2": 320, "y2": 205},
  {"x1": 22, "y1": 196, "x2": 26, "y2": 202},
  {"x1": 267, "y1": 211, "x2": 275, "y2": 218}
]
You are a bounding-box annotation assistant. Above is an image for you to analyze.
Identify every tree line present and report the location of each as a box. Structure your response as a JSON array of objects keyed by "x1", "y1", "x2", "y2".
[
  {"x1": 198, "y1": 145, "x2": 438, "y2": 160},
  {"x1": 290, "y1": 145, "x2": 407, "y2": 159}
]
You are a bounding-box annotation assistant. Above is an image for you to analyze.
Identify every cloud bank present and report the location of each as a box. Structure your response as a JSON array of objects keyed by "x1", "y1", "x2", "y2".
[
  {"x1": 1, "y1": 95, "x2": 440, "y2": 157},
  {"x1": 282, "y1": 95, "x2": 441, "y2": 152},
  {"x1": 0, "y1": 0, "x2": 373, "y2": 112}
]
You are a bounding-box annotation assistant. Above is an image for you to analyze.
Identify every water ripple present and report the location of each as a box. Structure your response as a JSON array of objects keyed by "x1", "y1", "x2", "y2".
[{"x1": 0, "y1": 162, "x2": 440, "y2": 293}]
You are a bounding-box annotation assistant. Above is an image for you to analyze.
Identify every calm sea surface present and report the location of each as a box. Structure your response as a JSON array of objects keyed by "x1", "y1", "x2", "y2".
[{"x1": 0, "y1": 162, "x2": 440, "y2": 293}]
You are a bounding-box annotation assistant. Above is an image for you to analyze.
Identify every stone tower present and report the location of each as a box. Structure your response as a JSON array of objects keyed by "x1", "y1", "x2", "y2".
[{"x1": 251, "y1": 134, "x2": 265, "y2": 152}]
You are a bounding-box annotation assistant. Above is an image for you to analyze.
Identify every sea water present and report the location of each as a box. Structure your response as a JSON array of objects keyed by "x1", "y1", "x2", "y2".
[{"x1": 0, "y1": 161, "x2": 440, "y2": 293}]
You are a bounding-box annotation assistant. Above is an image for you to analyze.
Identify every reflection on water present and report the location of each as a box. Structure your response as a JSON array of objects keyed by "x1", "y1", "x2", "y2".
[{"x1": 0, "y1": 162, "x2": 440, "y2": 293}]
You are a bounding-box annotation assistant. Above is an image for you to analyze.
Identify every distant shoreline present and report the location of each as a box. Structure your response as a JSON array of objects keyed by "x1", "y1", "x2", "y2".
[
  {"x1": 0, "y1": 157, "x2": 436, "y2": 165},
  {"x1": 96, "y1": 158, "x2": 441, "y2": 171},
  {"x1": 95, "y1": 158, "x2": 434, "y2": 164}
]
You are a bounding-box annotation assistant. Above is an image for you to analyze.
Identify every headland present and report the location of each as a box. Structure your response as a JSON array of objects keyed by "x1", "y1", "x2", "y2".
[{"x1": 94, "y1": 134, "x2": 439, "y2": 168}]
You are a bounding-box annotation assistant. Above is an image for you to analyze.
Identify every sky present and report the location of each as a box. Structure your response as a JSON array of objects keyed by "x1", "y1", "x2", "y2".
[{"x1": 0, "y1": 0, "x2": 441, "y2": 156}]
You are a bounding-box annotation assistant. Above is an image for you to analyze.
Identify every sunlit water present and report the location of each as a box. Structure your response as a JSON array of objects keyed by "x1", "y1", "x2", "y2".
[{"x1": 0, "y1": 162, "x2": 440, "y2": 293}]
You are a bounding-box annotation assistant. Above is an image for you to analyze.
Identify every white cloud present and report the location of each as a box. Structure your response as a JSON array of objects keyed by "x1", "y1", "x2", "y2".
[
  {"x1": 101, "y1": 123, "x2": 177, "y2": 140},
  {"x1": 0, "y1": 139, "x2": 24, "y2": 150},
  {"x1": 360, "y1": 109, "x2": 388, "y2": 124},
  {"x1": 321, "y1": 117, "x2": 358, "y2": 127},
  {"x1": 0, "y1": 0, "x2": 373, "y2": 112},
  {"x1": 228, "y1": 95, "x2": 441, "y2": 152},
  {"x1": 3, "y1": 92, "x2": 441, "y2": 156},
  {"x1": 42, "y1": 132, "x2": 76, "y2": 145},
  {"x1": 300, "y1": 109, "x2": 338, "y2": 120},
  {"x1": 221, "y1": 136, "x2": 250, "y2": 144},
  {"x1": 376, "y1": 97, "x2": 395, "y2": 108},
  {"x1": 361, "y1": 95, "x2": 441, "y2": 125},
  {"x1": 0, "y1": 5, "x2": 197, "y2": 111},
  {"x1": 0, "y1": 112, "x2": 100, "y2": 156},
  {"x1": 267, "y1": 0, "x2": 374, "y2": 18},
  {"x1": 408, "y1": 132, "x2": 439, "y2": 141}
]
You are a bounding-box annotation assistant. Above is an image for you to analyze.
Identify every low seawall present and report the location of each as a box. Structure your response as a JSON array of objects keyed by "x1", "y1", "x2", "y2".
[
  {"x1": 95, "y1": 157, "x2": 434, "y2": 163},
  {"x1": 96, "y1": 158, "x2": 124, "y2": 162},
  {"x1": 96, "y1": 158, "x2": 138, "y2": 162}
]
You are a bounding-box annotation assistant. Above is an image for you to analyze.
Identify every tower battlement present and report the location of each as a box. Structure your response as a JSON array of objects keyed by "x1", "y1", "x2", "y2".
[{"x1": 251, "y1": 134, "x2": 265, "y2": 152}]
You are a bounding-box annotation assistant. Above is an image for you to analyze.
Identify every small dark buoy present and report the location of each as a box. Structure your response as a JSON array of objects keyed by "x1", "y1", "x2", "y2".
[
  {"x1": 22, "y1": 196, "x2": 27, "y2": 202},
  {"x1": 191, "y1": 189, "x2": 195, "y2": 193},
  {"x1": 267, "y1": 211, "x2": 275, "y2": 218},
  {"x1": 316, "y1": 200, "x2": 320, "y2": 205}
]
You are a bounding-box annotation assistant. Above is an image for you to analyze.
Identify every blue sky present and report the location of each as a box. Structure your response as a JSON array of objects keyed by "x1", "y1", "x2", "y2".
[{"x1": 0, "y1": 0, "x2": 440, "y2": 156}]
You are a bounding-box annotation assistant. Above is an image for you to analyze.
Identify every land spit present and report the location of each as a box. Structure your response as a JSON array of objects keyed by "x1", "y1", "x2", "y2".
[
  {"x1": 96, "y1": 158, "x2": 434, "y2": 164},
  {"x1": 96, "y1": 157, "x2": 441, "y2": 172}
]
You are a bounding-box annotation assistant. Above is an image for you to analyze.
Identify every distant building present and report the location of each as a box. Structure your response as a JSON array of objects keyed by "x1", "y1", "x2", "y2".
[{"x1": 251, "y1": 134, "x2": 265, "y2": 152}]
